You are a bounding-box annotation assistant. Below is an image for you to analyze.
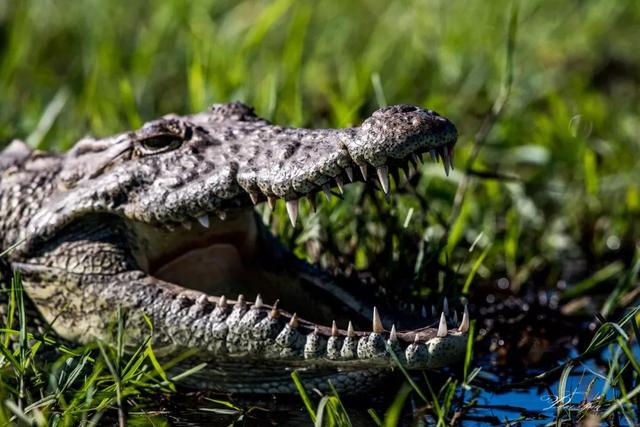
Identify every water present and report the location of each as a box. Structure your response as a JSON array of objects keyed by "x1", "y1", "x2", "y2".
[{"x1": 119, "y1": 350, "x2": 634, "y2": 426}]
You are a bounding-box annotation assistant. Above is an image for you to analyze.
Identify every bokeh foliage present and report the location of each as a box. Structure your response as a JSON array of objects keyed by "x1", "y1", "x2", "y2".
[{"x1": 1, "y1": 0, "x2": 639, "y2": 303}]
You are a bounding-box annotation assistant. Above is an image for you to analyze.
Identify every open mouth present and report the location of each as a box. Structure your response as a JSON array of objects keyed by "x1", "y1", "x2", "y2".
[
  {"x1": 21, "y1": 103, "x2": 468, "y2": 372},
  {"x1": 123, "y1": 133, "x2": 464, "y2": 366}
]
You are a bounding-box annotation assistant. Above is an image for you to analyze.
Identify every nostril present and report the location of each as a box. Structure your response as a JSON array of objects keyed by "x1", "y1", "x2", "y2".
[
  {"x1": 396, "y1": 105, "x2": 419, "y2": 113},
  {"x1": 373, "y1": 104, "x2": 420, "y2": 118}
]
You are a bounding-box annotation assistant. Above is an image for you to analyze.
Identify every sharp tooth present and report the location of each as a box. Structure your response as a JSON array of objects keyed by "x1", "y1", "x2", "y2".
[
  {"x1": 289, "y1": 313, "x2": 299, "y2": 328},
  {"x1": 217, "y1": 211, "x2": 227, "y2": 221},
  {"x1": 218, "y1": 295, "x2": 227, "y2": 308},
  {"x1": 236, "y1": 294, "x2": 245, "y2": 305},
  {"x1": 447, "y1": 144, "x2": 455, "y2": 169},
  {"x1": 322, "y1": 183, "x2": 332, "y2": 201},
  {"x1": 197, "y1": 215, "x2": 210, "y2": 228},
  {"x1": 376, "y1": 166, "x2": 389, "y2": 194},
  {"x1": 249, "y1": 192, "x2": 260, "y2": 205},
  {"x1": 443, "y1": 297, "x2": 449, "y2": 315},
  {"x1": 421, "y1": 305, "x2": 427, "y2": 318},
  {"x1": 268, "y1": 299, "x2": 280, "y2": 318},
  {"x1": 182, "y1": 221, "x2": 192, "y2": 230},
  {"x1": 437, "y1": 147, "x2": 446, "y2": 167},
  {"x1": 267, "y1": 196, "x2": 277, "y2": 210},
  {"x1": 431, "y1": 305, "x2": 437, "y2": 318},
  {"x1": 430, "y1": 150, "x2": 437, "y2": 162},
  {"x1": 389, "y1": 324, "x2": 397, "y2": 343},
  {"x1": 437, "y1": 312, "x2": 448, "y2": 338},
  {"x1": 443, "y1": 149, "x2": 451, "y2": 176},
  {"x1": 345, "y1": 166, "x2": 354, "y2": 182},
  {"x1": 412, "y1": 153, "x2": 421, "y2": 166},
  {"x1": 254, "y1": 294, "x2": 263, "y2": 308},
  {"x1": 307, "y1": 193, "x2": 317, "y2": 212},
  {"x1": 459, "y1": 305, "x2": 469, "y2": 333},
  {"x1": 331, "y1": 320, "x2": 338, "y2": 337},
  {"x1": 453, "y1": 310, "x2": 459, "y2": 325},
  {"x1": 347, "y1": 321, "x2": 355, "y2": 337},
  {"x1": 372, "y1": 307, "x2": 384, "y2": 334},
  {"x1": 335, "y1": 176, "x2": 344, "y2": 194},
  {"x1": 359, "y1": 164, "x2": 368, "y2": 181},
  {"x1": 285, "y1": 199, "x2": 299, "y2": 226}
]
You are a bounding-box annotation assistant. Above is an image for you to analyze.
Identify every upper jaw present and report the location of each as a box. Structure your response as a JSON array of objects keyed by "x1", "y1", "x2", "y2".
[{"x1": 27, "y1": 103, "x2": 456, "y2": 250}]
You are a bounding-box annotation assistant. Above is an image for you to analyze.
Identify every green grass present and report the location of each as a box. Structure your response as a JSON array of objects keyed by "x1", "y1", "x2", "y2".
[
  {"x1": 0, "y1": 273, "x2": 208, "y2": 426},
  {"x1": 1, "y1": 0, "x2": 640, "y2": 425}
]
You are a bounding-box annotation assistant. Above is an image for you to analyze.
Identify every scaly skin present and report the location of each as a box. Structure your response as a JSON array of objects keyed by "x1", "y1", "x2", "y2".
[{"x1": 0, "y1": 103, "x2": 467, "y2": 394}]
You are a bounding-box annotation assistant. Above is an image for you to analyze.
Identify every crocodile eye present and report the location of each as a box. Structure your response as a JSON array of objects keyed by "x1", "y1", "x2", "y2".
[{"x1": 138, "y1": 134, "x2": 181, "y2": 154}]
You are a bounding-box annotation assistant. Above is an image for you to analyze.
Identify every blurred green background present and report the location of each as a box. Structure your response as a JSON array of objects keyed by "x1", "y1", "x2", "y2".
[{"x1": 1, "y1": 0, "x2": 639, "y2": 309}]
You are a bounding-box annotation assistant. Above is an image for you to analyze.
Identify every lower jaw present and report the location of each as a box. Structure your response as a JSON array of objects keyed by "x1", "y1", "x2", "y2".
[{"x1": 149, "y1": 215, "x2": 372, "y2": 329}]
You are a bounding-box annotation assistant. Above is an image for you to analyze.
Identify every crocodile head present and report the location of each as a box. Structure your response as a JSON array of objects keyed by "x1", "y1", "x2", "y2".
[{"x1": 18, "y1": 102, "x2": 467, "y2": 393}]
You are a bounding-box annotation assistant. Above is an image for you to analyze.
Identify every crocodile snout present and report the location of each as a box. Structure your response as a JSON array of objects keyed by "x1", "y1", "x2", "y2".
[{"x1": 347, "y1": 104, "x2": 458, "y2": 170}]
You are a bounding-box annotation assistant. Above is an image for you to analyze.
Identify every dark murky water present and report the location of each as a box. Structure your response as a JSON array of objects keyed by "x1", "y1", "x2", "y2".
[{"x1": 120, "y1": 347, "x2": 635, "y2": 426}]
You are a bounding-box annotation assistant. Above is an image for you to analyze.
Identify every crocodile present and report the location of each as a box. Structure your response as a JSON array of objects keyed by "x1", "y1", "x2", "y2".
[{"x1": 0, "y1": 102, "x2": 468, "y2": 394}]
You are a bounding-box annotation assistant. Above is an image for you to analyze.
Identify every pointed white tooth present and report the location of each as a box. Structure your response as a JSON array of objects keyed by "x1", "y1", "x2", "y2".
[
  {"x1": 459, "y1": 305, "x2": 469, "y2": 333},
  {"x1": 322, "y1": 183, "x2": 332, "y2": 201},
  {"x1": 254, "y1": 294, "x2": 263, "y2": 308},
  {"x1": 249, "y1": 192, "x2": 260, "y2": 205},
  {"x1": 437, "y1": 312, "x2": 448, "y2": 338},
  {"x1": 359, "y1": 164, "x2": 368, "y2": 181},
  {"x1": 412, "y1": 153, "x2": 421, "y2": 166},
  {"x1": 347, "y1": 321, "x2": 355, "y2": 337},
  {"x1": 182, "y1": 221, "x2": 192, "y2": 230},
  {"x1": 331, "y1": 320, "x2": 338, "y2": 337},
  {"x1": 218, "y1": 295, "x2": 227, "y2": 308},
  {"x1": 267, "y1": 196, "x2": 277, "y2": 210},
  {"x1": 217, "y1": 211, "x2": 227, "y2": 221},
  {"x1": 443, "y1": 149, "x2": 450, "y2": 176},
  {"x1": 389, "y1": 324, "x2": 397, "y2": 343},
  {"x1": 345, "y1": 166, "x2": 354, "y2": 182},
  {"x1": 269, "y1": 299, "x2": 280, "y2": 318},
  {"x1": 197, "y1": 215, "x2": 210, "y2": 228},
  {"x1": 335, "y1": 176, "x2": 344, "y2": 194},
  {"x1": 421, "y1": 305, "x2": 427, "y2": 318},
  {"x1": 376, "y1": 165, "x2": 389, "y2": 194},
  {"x1": 431, "y1": 305, "x2": 437, "y2": 318},
  {"x1": 289, "y1": 313, "x2": 299, "y2": 328},
  {"x1": 430, "y1": 150, "x2": 437, "y2": 162},
  {"x1": 443, "y1": 297, "x2": 449, "y2": 315},
  {"x1": 270, "y1": 306, "x2": 280, "y2": 319},
  {"x1": 285, "y1": 199, "x2": 298, "y2": 226},
  {"x1": 372, "y1": 307, "x2": 384, "y2": 334},
  {"x1": 447, "y1": 144, "x2": 455, "y2": 169},
  {"x1": 453, "y1": 310, "x2": 459, "y2": 325}
]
